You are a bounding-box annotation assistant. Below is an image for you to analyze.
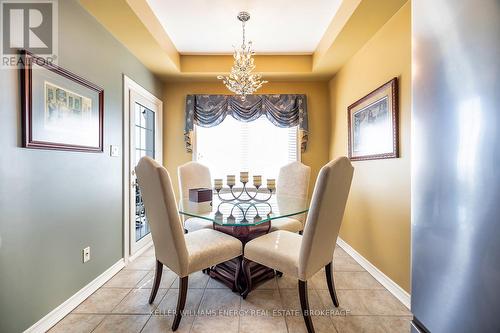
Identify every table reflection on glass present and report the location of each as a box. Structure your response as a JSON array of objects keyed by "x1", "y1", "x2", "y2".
[{"x1": 179, "y1": 193, "x2": 309, "y2": 294}]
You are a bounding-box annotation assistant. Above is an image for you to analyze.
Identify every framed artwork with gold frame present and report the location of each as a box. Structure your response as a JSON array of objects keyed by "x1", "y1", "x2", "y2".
[{"x1": 348, "y1": 78, "x2": 399, "y2": 161}]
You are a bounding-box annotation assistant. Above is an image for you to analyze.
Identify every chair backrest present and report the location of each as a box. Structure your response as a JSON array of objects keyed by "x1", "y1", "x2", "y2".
[
  {"x1": 277, "y1": 161, "x2": 311, "y2": 223},
  {"x1": 178, "y1": 161, "x2": 212, "y2": 201},
  {"x1": 298, "y1": 157, "x2": 354, "y2": 280},
  {"x1": 136, "y1": 157, "x2": 189, "y2": 276},
  {"x1": 277, "y1": 161, "x2": 311, "y2": 199}
]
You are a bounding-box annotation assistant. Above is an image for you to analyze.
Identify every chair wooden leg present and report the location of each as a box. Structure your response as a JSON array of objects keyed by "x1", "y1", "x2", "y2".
[
  {"x1": 172, "y1": 276, "x2": 188, "y2": 331},
  {"x1": 149, "y1": 260, "x2": 163, "y2": 304},
  {"x1": 298, "y1": 280, "x2": 315, "y2": 333},
  {"x1": 325, "y1": 262, "x2": 339, "y2": 307},
  {"x1": 241, "y1": 258, "x2": 252, "y2": 299}
]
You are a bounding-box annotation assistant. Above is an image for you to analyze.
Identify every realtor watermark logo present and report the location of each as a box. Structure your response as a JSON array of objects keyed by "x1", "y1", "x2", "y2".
[{"x1": 1, "y1": 0, "x2": 58, "y2": 68}]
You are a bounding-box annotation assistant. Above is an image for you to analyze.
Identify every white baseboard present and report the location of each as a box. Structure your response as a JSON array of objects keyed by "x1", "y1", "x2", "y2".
[
  {"x1": 336, "y1": 237, "x2": 411, "y2": 309},
  {"x1": 24, "y1": 259, "x2": 125, "y2": 333}
]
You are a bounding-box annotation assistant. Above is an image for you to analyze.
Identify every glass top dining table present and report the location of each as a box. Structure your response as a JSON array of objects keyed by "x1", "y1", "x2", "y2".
[{"x1": 178, "y1": 192, "x2": 309, "y2": 227}]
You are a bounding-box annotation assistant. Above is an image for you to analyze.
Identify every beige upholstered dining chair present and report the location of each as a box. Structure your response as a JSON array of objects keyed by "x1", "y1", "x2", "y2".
[
  {"x1": 178, "y1": 161, "x2": 213, "y2": 232},
  {"x1": 242, "y1": 157, "x2": 354, "y2": 333},
  {"x1": 271, "y1": 161, "x2": 311, "y2": 233},
  {"x1": 136, "y1": 157, "x2": 243, "y2": 331}
]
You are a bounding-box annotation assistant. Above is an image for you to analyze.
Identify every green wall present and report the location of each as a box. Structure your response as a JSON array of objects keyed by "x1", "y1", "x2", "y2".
[{"x1": 0, "y1": 1, "x2": 162, "y2": 331}]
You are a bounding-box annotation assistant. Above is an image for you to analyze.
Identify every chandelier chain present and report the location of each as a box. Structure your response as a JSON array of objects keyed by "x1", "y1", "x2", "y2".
[{"x1": 242, "y1": 21, "x2": 246, "y2": 48}]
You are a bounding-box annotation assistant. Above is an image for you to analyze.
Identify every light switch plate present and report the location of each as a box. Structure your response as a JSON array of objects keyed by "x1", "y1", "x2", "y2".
[
  {"x1": 110, "y1": 145, "x2": 120, "y2": 157},
  {"x1": 83, "y1": 247, "x2": 91, "y2": 263}
]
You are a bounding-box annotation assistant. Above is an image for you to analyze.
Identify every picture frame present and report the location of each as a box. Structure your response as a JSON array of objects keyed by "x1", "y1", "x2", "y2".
[
  {"x1": 20, "y1": 50, "x2": 104, "y2": 152},
  {"x1": 347, "y1": 78, "x2": 399, "y2": 161}
]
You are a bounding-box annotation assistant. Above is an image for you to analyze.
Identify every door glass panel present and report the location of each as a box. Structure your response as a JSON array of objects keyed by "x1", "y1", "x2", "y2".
[{"x1": 134, "y1": 103, "x2": 155, "y2": 242}]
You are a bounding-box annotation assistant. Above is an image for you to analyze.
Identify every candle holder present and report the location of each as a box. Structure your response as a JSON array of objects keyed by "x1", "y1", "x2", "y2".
[{"x1": 215, "y1": 179, "x2": 275, "y2": 203}]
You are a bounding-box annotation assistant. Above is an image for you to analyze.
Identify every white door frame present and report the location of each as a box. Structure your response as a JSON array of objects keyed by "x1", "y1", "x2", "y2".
[{"x1": 123, "y1": 75, "x2": 163, "y2": 263}]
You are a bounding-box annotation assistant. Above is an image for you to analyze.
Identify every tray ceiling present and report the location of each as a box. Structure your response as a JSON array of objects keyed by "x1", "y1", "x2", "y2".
[{"x1": 146, "y1": 0, "x2": 342, "y2": 54}]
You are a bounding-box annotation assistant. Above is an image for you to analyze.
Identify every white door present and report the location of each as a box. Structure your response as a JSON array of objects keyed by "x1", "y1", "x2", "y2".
[{"x1": 124, "y1": 76, "x2": 162, "y2": 258}]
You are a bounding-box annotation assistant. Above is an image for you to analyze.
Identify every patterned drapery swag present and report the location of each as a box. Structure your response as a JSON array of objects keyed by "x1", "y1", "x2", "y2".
[{"x1": 185, "y1": 94, "x2": 308, "y2": 153}]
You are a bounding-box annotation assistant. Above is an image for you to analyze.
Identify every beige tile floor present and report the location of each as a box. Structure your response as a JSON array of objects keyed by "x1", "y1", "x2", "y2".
[{"x1": 49, "y1": 246, "x2": 412, "y2": 333}]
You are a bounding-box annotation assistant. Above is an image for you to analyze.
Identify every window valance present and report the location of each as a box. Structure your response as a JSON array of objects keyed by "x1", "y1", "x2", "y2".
[{"x1": 185, "y1": 94, "x2": 308, "y2": 153}]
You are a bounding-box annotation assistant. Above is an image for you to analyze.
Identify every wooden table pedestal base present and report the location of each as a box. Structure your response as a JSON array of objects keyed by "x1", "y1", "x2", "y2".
[
  {"x1": 208, "y1": 221, "x2": 276, "y2": 295},
  {"x1": 209, "y1": 258, "x2": 276, "y2": 293}
]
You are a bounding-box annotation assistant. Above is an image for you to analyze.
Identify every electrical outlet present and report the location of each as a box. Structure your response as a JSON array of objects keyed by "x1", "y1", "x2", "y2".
[{"x1": 83, "y1": 247, "x2": 91, "y2": 263}]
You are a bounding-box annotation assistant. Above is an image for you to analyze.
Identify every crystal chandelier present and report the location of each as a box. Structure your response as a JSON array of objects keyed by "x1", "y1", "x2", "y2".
[{"x1": 217, "y1": 11, "x2": 267, "y2": 99}]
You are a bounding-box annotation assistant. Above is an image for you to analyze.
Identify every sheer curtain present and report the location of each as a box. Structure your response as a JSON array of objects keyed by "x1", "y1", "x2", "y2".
[{"x1": 195, "y1": 116, "x2": 298, "y2": 181}]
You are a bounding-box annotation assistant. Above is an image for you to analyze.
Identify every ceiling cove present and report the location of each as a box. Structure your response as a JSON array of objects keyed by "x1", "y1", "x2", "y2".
[{"x1": 79, "y1": 0, "x2": 408, "y2": 80}]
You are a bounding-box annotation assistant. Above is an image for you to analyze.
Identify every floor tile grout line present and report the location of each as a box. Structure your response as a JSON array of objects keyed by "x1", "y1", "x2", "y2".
[
  {"x1": 189, "y1": 274, "x2": 210, "y2": 333},
  {"x1": 94, "y1": 265, "x2": 173, "y2": 332},
  {"x1": 312, "y1": 287, "x2": 339, "y2": 332},
  {"x1": 138, "y1": 314, "x2": 153, "y2": 333},
  {"x1": 109, "y1": 287, "x2": 134, "y2": 313},
  {"x1": 88, "y1": 315, "x2": 106, "y2": 333},
  {"x1": 101, "y1": 286, "x2": 144, "y2": 289},
  {"x1": 139, "y1": 315, "x2": 153, "y2": 333},
  {"x1": 276, "y1": 276, "x2": 291, "y2": 333},
  {"x1": 89, "y1": 282, "x2": 152, "y2": 333},
  {"x1": 237, "y1": 294, "x2": 242, "y2": 333},
  {"x1": 72, "y1": 286, "x2": 133, "y2": 316}
]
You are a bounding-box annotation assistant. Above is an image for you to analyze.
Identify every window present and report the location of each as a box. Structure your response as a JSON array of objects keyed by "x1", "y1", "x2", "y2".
[
  {"x1": 134, "y1": 104, "x2": 155, "y2": 166},
  {"x1": 195, "y1": 116, "x2": 299, "y2": 180}
]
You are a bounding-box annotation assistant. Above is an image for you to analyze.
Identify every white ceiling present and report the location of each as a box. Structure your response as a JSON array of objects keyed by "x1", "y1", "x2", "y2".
[{"x1": 146, "y1": 0, "x2": 342, "y2": 54}]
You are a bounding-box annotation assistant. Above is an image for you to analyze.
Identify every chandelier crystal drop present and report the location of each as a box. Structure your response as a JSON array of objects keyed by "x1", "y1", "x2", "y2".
[{"x1": 217, "y1": 11, "x2": 267, "y2": 100}]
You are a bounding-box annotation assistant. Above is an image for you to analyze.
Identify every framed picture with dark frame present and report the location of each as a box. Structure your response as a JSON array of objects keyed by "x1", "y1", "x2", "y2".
[
  {"x1": 348, "y1": 78, "x2": 399, "y2": 161},
  {"x1": 20, "y1": 50, "x2": 104, "y2": 152}
]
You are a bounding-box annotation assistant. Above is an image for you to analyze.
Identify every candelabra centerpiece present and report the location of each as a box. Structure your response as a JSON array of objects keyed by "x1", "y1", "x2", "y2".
[{"x1": 213, "y1": 172, "x2": 275, "y2": 203}]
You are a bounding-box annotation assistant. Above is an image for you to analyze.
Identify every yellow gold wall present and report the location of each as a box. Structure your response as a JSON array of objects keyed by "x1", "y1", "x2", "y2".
[
  {"x1": 328, "y1": 2, "x2": 411, "y2": 291},
  {"x1": 162, "y1": 81, "x2": 331, "y2": 200}
]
